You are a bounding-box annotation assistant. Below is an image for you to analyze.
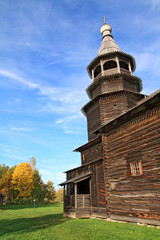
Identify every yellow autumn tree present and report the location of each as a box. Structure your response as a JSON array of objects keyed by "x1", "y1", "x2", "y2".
[
  {"x1": 56, "y1": 188, "x2": 63, "y2": 202},
  {"x1": 12, "y1": 162, "x2": 34, "y2": 201},
  {"x1": 0, "y1": 169, "x2": 13, "y2": 201}
]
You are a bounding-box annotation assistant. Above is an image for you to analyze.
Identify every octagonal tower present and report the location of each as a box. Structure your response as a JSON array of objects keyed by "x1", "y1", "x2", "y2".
[{"x1": 82, "y1": 20, "x2": 145, "y2": 141}]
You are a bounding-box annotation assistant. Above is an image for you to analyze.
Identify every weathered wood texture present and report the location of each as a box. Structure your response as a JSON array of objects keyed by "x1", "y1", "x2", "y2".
[
  {"x1": 77, "y1": 194, "x2": 90, "y2": 208},
  {"x1": 64, "y1": 160, "x2": 106, "y2": 217},
  {"x1": 100, "y1": 92, "x2": 145, "y2": 126},
  {"x1": 86, "y1": 100, "x2": 101, "y2": 141},
  {"x1": 81, "y1": 142, "x2": 103, "y2": 165},
  {"x1": 97, "y1": 164, "x2": 106, "y2": 208},
  {"x1": 103, "y1": 106, "x2": 160, "y2": 222},
  {"x1": 64, "y1": 195, "x2": 75, "y2": 207},
  {"x1": 85, "y1": 91, "x2": 144, "y2": 141},
  {"x1": 90, "y1": 75, "x2": 141, "y2": 99}
]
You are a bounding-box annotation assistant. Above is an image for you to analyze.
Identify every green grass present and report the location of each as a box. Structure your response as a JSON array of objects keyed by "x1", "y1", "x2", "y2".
[{"x1": 0, "y1": 203, "x2": 160, "y2": 240}]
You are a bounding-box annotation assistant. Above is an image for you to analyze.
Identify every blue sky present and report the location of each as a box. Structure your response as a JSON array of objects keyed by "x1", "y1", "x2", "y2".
[{"x1": 0, "y1": 0, "x2": 160, "y2": 189}]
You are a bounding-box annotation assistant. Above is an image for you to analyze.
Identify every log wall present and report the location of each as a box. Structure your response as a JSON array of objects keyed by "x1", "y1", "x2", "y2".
[
  {"x1": 86, "y1": 91, "x2": 144, "y2": 141},
  {"x1": 81, "y1": 142, "x2": 103, "y2": 165},
  {"x1": 103, "y1": 106, "x2": 160, "y2": 224},
  {"x1": 90, "y1": 161, "x2": 106, "y2": 217},
  {"x1": 88, "y1": 75, "x2": 141, "y2": 99},
  {"x1": 86, "y1": 101, "x2": 101, "y2": 141}
]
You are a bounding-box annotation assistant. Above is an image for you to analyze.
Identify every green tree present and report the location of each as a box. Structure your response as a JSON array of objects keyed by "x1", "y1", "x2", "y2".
[
  {"x1": 0, "y1": 164, "x2": 9, "y2": 179},
  {"x1": 45, "y1": 181, "x2": 56, "y2": 201},
  {"x1": 32, "y1": 169, "x2": 45, "y2": 201}
]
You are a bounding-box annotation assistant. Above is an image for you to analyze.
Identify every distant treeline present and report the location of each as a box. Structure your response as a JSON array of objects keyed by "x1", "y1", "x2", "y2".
[{"x1": 0, "y1": 157, "x2": 63, "y2": 203}]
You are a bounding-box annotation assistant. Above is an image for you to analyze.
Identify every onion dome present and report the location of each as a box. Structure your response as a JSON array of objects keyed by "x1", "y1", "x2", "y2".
[{"x1": 98, "y1": 19, "x2": 121, "y2": 56}]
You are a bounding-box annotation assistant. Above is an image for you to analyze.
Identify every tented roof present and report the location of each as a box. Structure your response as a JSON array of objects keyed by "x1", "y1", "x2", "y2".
[{"x1": 98, "y1": 35, "x2": 121, "y2": 56}]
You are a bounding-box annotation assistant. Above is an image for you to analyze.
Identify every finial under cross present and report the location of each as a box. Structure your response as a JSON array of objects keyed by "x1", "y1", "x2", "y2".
[{"x1": 102, "y1": 16, "x2": 106, "y2": 24}]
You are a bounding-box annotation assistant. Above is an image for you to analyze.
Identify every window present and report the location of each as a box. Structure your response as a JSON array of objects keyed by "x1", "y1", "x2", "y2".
[
  {"x1": 119, "y1": 61, "x2": 129, "y2": 70},
  {"x1": 94, "y1": 65, "x2": 101, "y2": 78},
  {"x1": 103, "y1": 60, "x2": 117, "y2": 70},
  {"x1": 130, "y1": 161, "x2": 143, "y2": 176}
]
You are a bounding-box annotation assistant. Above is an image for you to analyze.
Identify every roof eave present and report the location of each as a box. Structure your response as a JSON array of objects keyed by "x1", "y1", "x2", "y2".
[{"x1": 95, "y1": 89, "x2": 160, "y2": 134}]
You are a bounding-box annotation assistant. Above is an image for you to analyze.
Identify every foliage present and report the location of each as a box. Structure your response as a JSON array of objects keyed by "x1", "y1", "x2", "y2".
[
  {"x1": 56, "y1": 188, "x2": 63, "y2": 202},
  {"x1": 0, "y1": 203, "x2": 160, "y2": 240},
  {"x1": 0, "y1": 160, "x2": 55, "y2": 204},
  {"x1": 12, "y1": 162, "x2": 34, "y2": 201},
  {"x1": 0, "y1": 164, "x2": 9, "y2": 179},
  {"x1": 32, "y1": 169, "x2": 45, "y2": 201},
  {"x1": 0, "y1": 169, "x2": 13, "y2": 201},
  {"x1": 45, "y1": 181, "x2": 56, "y2": 201},
  {"x1": 30, "y1": 156, "x2": 36, "y2": 170}
]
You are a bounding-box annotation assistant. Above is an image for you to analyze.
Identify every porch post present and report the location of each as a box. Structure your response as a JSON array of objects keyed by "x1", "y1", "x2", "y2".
[
  {"x1": 63, "y1": 185, "x2": 65, "y2": 208},
  {"x1": 75, "y1": 183, "x2": 77, "y2": 209}
]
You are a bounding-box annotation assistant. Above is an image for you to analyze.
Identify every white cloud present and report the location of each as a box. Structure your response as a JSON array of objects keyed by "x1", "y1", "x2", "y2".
[
  {"x1": 135, "y1": 52, "x2": 160, "y2": 75},
  {"x1": 0, "y1": 69, "x2": 38, "y2": 89},
  {"x1": 39, "y1": 168, "x2": 66, "y2": 189},
  {"x1": 10, "y1": 127, "x2": 32, "y2": 132},
  {"x1": 56, "y1": 119, "x2": 65, "y2": 124},
  {"x1": 64, "y1": 130, "x2": 73, "y2": 134},
  {"x1": 0, "y1": 153, "x2": 27, "y2": 162},
  {"x1": 150, "y1": 0, "x2": 160, "y2": 10},
  {"x1": 0, "y1": 68, "x2": 88, "y2": 109}
]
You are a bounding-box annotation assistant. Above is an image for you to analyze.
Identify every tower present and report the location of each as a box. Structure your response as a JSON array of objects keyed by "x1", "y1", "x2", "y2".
[{"x1": 82, "y1": 20, "x2": 145, "y2": 141}]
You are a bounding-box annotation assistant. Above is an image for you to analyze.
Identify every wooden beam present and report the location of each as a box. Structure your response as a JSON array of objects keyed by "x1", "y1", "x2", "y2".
[{"x1": 75, "y1": 184, "x2": 77, "y2": 209}]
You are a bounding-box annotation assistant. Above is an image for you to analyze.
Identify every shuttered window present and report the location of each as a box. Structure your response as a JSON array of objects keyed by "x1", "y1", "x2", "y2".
[{"x1": 130, "y1": 160, "x2": 143, "y2": 176}]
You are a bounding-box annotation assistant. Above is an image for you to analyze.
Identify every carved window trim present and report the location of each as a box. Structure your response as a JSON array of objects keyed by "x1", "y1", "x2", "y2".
[{"x1": 130, "y1": 160, "x2": 143, "y2": 176}]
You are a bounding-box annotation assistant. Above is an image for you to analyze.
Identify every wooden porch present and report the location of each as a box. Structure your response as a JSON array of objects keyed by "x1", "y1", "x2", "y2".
[
  {"x1": 64, "y1": 194, "x2": 90, "y2": 208},
  {"x1": 64, "y1": 194, "x2": 91, "y2": 218}
]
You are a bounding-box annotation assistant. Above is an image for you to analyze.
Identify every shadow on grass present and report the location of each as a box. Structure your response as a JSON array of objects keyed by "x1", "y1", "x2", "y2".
[
  {"x1": 0, "y1": 202, "x2": 61, "y2": 210},
  {"x1": 0, "y1": 213, "x2": 68, "y2": 237}
]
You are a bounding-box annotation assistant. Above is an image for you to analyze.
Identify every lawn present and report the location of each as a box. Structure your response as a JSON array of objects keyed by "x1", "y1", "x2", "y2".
[{"x1": 0, "y1": 203, "x2": 160, "y2": 240}]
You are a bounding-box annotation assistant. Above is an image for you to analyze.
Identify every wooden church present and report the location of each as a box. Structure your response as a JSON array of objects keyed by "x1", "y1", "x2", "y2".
[{"x1": 60, "y1": 19, "x2": 160, "y2": 226}]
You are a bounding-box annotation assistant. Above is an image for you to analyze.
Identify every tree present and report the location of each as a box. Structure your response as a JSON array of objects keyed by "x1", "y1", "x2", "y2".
[
  {"x1": 45, "y1": 181, "x2": 56, "y2": 201},
  {"x1": 0, "y1": 169, "x2": 13, "y2": 200},
  {"x1": 0, "y1": 164, "x2": 9, "y2": 179},
  {"x1": 0, "y1": 165, "x2": 17, "y2": 202},
  {"x1": 32, "y1": 169, "x2": 45, "y2": 201},
  {"x1": 30, "y1": 156, "x2": 36, "y2": 170},
  {"x1": 12, "y1": 162, "x2": 34, "y2": 201},
  {"x1": 56, "y1": 188, "x2": 63, "y2": 202}
]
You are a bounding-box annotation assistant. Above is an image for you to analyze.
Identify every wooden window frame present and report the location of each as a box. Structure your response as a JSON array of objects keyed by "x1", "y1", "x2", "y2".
[{"x1": 130, "y1": 160, "x2": 143, "y2": 176}]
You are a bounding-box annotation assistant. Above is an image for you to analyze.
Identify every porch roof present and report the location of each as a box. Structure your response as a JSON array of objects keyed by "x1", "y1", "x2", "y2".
[{"x1": 59, "y1": 173, "x2": 91, "y2": 186}]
